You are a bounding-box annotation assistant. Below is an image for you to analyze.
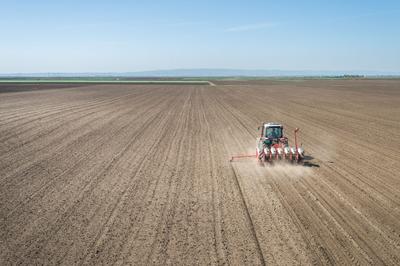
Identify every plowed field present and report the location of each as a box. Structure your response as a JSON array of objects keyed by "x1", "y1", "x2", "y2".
[{"x1": 1, "y1": 79, "x2": 400, "y2": 265}]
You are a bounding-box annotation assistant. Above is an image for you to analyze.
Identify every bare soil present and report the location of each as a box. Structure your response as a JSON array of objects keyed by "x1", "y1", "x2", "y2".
[{"x1": 1, "y1": 79, "x2": 400, "y2": 265}]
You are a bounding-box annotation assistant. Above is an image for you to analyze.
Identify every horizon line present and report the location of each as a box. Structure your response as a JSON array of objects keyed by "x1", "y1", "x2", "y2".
[{"x1": 1, "y1": 68, "x2": 400, "y2": 75}]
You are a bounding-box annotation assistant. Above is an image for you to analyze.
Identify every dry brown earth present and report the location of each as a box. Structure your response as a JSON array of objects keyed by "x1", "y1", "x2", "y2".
[{"x1": 1, "y1": 79, "x2": 400, "y2": 265}]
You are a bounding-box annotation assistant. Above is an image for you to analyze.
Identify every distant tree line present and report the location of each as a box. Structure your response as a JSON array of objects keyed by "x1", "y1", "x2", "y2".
[{"x1": 331, "y1": 74, "x2": 366, "y2": 79}]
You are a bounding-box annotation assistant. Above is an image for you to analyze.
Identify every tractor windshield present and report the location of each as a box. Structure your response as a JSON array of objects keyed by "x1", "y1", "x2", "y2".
[{"x1": 265, "y1": 127, "x2": 282, "y2": 138}]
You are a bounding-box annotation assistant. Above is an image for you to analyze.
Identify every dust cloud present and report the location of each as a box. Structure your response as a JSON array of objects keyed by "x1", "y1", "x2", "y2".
[{"x1": 233, "y1": 159, "x2": 313, "y2": 181}]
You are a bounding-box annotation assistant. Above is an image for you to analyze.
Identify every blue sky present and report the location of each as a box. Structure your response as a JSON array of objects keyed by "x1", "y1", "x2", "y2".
[{"x1": 1, "y1": 0, "x2": 400, "y2": 73}]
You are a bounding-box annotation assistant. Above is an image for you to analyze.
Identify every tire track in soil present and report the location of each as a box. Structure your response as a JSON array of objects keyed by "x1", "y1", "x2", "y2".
[
  {"x1": 229, "y1": 166, "x2": 266, "y2": 266},
  {"x1": 203, "y1": 88, "x2": 272, "y2": 265},
  {"x1": 198, "y1": 88, "x2": 228, "y2": 264}
]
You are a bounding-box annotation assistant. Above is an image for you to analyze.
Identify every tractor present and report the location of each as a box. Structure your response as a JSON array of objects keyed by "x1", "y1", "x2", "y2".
[
  {"x1": 230, "y1": 122, "x2": 305, "y2": 163},
  {"x1": 256, "y1": 122, "x2": 304, "y2": 163}
]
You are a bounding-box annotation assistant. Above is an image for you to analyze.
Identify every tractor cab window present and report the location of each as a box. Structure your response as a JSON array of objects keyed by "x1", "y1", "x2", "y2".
[{"x1": 265, "y1": 127, "x2": 282, "y2": 138}]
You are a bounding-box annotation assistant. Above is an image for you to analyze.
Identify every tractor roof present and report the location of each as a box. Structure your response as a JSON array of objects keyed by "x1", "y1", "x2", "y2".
[{"x1": 264, "y1": 122, "x2": 282, "y2": 128}]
